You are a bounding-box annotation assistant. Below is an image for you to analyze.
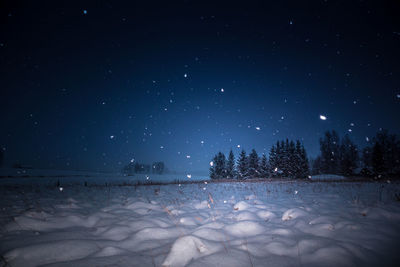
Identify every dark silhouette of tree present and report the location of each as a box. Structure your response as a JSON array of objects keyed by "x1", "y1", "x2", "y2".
[
  {"x1": 226, "y1": 150, "x2": 236, "y2": 179},
  {"x1": 269, "y1": 144, "x2": 278, "y2": 177},
  {"x1": 361, "y1": 147, "x2": 372, "y2": 172},
  {"x1": 237, "y1": 149, "x2": 248, "y2": 179},
  {"x1": 122, "y1": 162, "x2": 135, "y2": 175},
  {"x1": 269, "y1": 139, "x2": 309, "y2": 178},
  {"x1": 319, "y1": 130, "x2": 340, "y2": 174},
  {"x1": 300, "y1": 145, "x2": 310, "y2": 178},
  {"x1": 209, "y1": 154, "x2": 217, "y2": 179},
  {"x1": 280, "y1": 140, "x2": 289, "y2": 177},
  {"x1": 372, "y1": 141, "x2": 385, "y2": 176},
  {"x1": 287, "y1": 140, "x2": 296, "y2": 177},
  {"x1": 259, "y1": 154, "x2": 269, "y2": 178},
  {"x1": 210, "y1": 152, "x2": 226, "y2": 179},
  {"x1": 247, "y1": 149, "x2": 259, "y2": 177},
  {"x1": 339, "y1": 134, "x2": 359, "y2": 176},
  {"x1": 152, "y1": 162, "x2": 165, "y2": 174}
]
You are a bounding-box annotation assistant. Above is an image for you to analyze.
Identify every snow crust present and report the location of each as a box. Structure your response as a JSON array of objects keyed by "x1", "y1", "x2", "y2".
[{"x1": 1, "y1": 179, "x2": 400, "y2": 266}]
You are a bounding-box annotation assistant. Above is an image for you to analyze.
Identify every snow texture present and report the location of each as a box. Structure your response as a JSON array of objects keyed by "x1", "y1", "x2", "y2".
[{"x1": 1, "y1": 177, "x2": 400, "y2": 266}]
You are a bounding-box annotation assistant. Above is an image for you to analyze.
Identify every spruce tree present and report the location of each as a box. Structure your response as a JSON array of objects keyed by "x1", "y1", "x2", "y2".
[
  {"x1": 248, "y1": 149, "x2": 259, "y2": 177},
  {"x1": 300, "y1": 145, "x2": 310, "y2": 178},
  {"x1": 319, "y1": 130, "x2": 340, "y2": 174},
  {"x1": 372, "y1": 142, "x2": 385, "y2": 176},
  {"x1": 269, "y1": 145, "x2": 277, "y2": 177},
  {"x1": 339, "y1": 134, "x2": 359, "y2": 176},
  {"x1": 281, "y1": 140, "x2": 289, "y2": 177},
  {"x1": 226, "y1": 150, "x2": 236, "y2": 179},
  {"x1": 209, "y1": 154, "x2": 218, "y2": 179},
  {"x1": 287, "y1": 140, "x2": 296, "y2": 178},
  {"x1": 215, "y1": 152, "x2": 226, "y2": 179},
  {"x1": 237, "y1": 149, "x2": 248, "y2": 179},
  {"x1": 294, "y1": 140, "x2": 303, "y2": 178},
  {"x1": 259, "y1": 154, "x2": 269, "y2": 178}
]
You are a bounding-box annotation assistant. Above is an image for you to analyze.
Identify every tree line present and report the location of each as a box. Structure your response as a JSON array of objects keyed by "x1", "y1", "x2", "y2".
[
  {"x1": 209, "y1": 139, "x2": 310, "y2": 180},
  {"x1": 122, "y1": 161, "x2": 166, "y2": 175},
  {"x1": 311, "y1": 129, "x2": 400, "y2": 178},
  {"x1": 210, "y1": 129, "x2": 400, "y2": 180}
]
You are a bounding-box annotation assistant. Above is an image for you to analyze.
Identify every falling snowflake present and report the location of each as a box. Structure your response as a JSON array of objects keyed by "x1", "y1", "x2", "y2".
[
  {"x1": 289, "y1": 20, "x2": 293, "y2": 25},
  {"x1": 200, "y1": 140, "x2": 204, "y2": 144},
  {"x1": 186, "y1": 155, "x2": 191, "y2": 159},
  {"x1": 319, "y1": 115, "x2": 327, "y2": 120},
  {"x1": 160, "y1": 146, "x2": 164, "y2": 149},
  {"x1": 59, "y1": 187, "x2": 63, "y2": 191},
  {"x1": 350, "y1": 123, "x2": 355, "y2": 126},
  {"x1": 397, "y1": 94, "x2": 400, "y2": 99},
  {"x1": 237, "y1": 145, "x2": 241, "y2": 148},
  {"x1": 255, "y1": 127, "x2": 261, "y2": 131},
  {"x1": 146, "y1": 175, "x2": 149, "y2": 180},
  {"x1": 366, "y1": 137, "x2": 369, "y2": 142},
  {"x1": 348, "y1": 129, "x2": 352, "y2": 132},
  {"x1": 220, "y1": 88, "x2": 224, "y2": 92},
  {"x1": 110, "y1": 135, "x2": 115, "y2": 139},
  {"x1": 187, "y1": 174, "x2": 192, "y2": 179},
  {"x1": 184, "y1": 73, "x2": 188, "y2": 78},
  {"x1": 130, "y1": 159, "x2": 135, "y2": 163},
  {"x1": 209, "y1": 161, "x2": 214, "y2": 166},
  {"x1": 274, "y1": 167, "x2": 278, "y2": 172},
  {"x1": 83, "y1": 10, "x2": 87, "y2": 15}
]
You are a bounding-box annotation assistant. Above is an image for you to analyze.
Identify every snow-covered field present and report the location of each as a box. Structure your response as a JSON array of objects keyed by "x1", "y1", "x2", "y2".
[
  {"x1": 0, "y1": 168, "x2": 208, "y2": 186},
  {"x1": 1, "y1": 179, "x2": 400, "y2": 267}
]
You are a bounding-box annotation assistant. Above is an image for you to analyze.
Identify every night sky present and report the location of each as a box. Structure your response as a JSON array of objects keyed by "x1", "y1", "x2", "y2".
[{"x1": 1, "y1": 1, "x2": 400, "y2": 174}]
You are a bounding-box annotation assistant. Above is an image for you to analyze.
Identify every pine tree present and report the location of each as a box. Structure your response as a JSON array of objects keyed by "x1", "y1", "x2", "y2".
[
  {"x1": 300, "y1": 145, "x2": 310, "y2": 178},
  {"x1": 293, "y1": 140, "x2": 303, "y2": 178},
  {"x1": 339, "y1": 134, "x2": 359, "y2": 176},
  {"x1": 210, "y1": 152, "x2": 226, "y2": 179},
  {"x1": 287, "y1": 140, "x2": 296, "y2": 178},
  {"x1": 237, "y1": 149, "x2": 248, "y2": 179},
  {"x1": 216, "y1": 152, "x2": 227, "y2": 179},
  {"x1": 269, "y1": 145, "x2": 278, "y2": 177},
  {"x1": 319, "y1": 130, "x2": 340, "y2": 174},
  {"x1": 281, "y1": 140, "x2": 289, "y2": 177},
  {"x1": 209, "y1": 154, "x2": 218, "y2": 179},
  {"x1": 372, "y1": 142, "x2": 385, "y2": 176},
  {"x1": 226, "y1": 150, "x2": 236, "y2": 179},
  {"x1": 259, "y1": 154, "x2": 269, "y2": 178},
  {"x1": 248, "y1": 149, "x2": 259, "y2": 177}
]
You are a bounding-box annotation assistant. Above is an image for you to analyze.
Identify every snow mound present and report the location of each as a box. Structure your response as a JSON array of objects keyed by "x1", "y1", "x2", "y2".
[
  {"x1": 1, "y1": 179, "x2": 400, "y2": 266},
  {"x1": 282, "y1": 208, "x2": 309, "y2": 221},
  {"x1": 162, "y1": 235, "x2": 221, "y2": 266},
  {"x1": 233, "y1": 201, "x2": 251, "y2": 211},
  {"x1": 4, "y1": 240, "x2": 100, "y2": 267},
  {"x1": 224, "y1": 221, "x2": 265, "y2": 237}
]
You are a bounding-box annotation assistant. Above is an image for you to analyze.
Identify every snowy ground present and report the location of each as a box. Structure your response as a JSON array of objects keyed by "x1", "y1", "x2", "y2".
[
  {"x1": 1, "y1": 180, "x2": 400, "y2": 267},
  {"x1": 0, "y1": 168, "x2": 208, "y2": 185}
]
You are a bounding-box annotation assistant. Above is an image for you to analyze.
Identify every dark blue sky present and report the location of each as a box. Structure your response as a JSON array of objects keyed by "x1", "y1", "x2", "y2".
[{"x1": 1, "y1": 1, "x2": 399, "y2": 173}]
